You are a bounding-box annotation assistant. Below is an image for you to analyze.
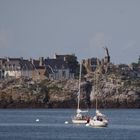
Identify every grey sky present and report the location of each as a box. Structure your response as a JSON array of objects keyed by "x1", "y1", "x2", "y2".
[{"x1": 0, "y1": 0, "x2": 140, "y2": 64}]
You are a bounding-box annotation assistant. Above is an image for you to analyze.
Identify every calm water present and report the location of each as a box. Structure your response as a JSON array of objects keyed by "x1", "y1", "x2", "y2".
[{"x1": 0, "y1": 109, "x2": 140, "y2": 140}]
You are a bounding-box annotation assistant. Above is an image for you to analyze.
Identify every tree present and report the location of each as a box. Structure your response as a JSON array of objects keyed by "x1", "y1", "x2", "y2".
[
  {"x1": 131, "y1": 62, "x2": 138, "y2": 69},
  {"x1": 131, "y1": 56, "x2": 140, "y2": 69},
  {"x1": 138, "y1": 56, "x2": 140, "y2": 65},
  {"x1": 65, "y1": 55, "x2": 79, "y2": 77}
]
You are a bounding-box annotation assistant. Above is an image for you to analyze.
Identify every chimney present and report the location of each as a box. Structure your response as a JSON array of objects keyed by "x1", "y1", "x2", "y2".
[
  {"x1": 54, "y1": 53, "x2": 57, "y2": 59},
  {"x1": 39, "y1": 57, "x2": 44, "y2": 66},
  {"x1": 30, "y1": 58, "x2": 34, "y2": 64}
]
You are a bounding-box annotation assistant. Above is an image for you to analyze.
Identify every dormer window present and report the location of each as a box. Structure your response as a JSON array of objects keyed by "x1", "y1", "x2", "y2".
[
  {"x1": 62, "y1": 71, "x2": 66, "y2": 78},
  {"x1": 54, "y1": 65, "x2": 58, "y2": 72},
  {"x1": 62, "y1": 65, "x2": 65, "y2": 69}
]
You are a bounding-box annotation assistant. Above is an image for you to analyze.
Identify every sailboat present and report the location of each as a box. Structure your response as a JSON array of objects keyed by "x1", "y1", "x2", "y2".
[
  {"x1": 88, "y1": 71, "x2": 108, "y2": 127},
  {"x1": 89, "y1": 98, "x2": 108, "y2": 127},
  {"x1": 72, "y1": 62, "x2": 89, "y2": 124}
]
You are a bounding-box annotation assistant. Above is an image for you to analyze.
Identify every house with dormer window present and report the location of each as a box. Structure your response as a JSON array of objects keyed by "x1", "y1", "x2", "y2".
[
  {"x1": 45, "y1": 58, "x2": 74, "y2": 80},
  {"x1": 0, "y1": 57, "x2": 34, "y2": 79},
  {"x1": 29, "y1": 57, "x2": 46, "y2": 80}
]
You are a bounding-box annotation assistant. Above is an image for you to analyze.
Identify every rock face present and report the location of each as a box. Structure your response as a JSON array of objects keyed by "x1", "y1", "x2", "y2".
[
  {"x1": 0, "y1": 79, "x2": 48, "y2": 108},
  {"x1": 0, "y1": 63, "x2": 140, "y2": 109},
  {"x1": 0, "y1": 78, "x2": 92, "y2": 108},
  {"x1": 41, "y1": 79, "x2": 92, "y2": 108},
  {"x1": 90, "y1": 81, "x2": 140, "y2": 108},
  {"x1": 89, "y1": 63, "x2": 140, "y2": 108}
]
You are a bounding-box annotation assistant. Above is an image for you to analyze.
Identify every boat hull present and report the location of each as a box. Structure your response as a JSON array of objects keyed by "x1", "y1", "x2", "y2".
[
  {"x1": 72, "y1": 119, "x2": 87, "y2": 124},
  {"x1": 89, "y1": 120, "x2": 108, "y2": 127}
]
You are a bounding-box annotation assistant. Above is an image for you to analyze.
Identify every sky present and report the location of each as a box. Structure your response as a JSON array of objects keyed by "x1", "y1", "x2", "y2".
[{"x1": 0, "y1": 0, "x2": 140, "y2": 64}]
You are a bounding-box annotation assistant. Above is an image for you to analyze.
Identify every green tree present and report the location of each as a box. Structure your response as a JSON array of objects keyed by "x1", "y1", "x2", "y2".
[
  {"x1": 131, "y1": 62, "x2": 138, "y2": 69},
  {"x1": 65, "y1": 55, "x2": 79, "y2": 77},
  {"x1": 131, "y1": 56, "x2": 140, "y2": 68},
  {"x1": 138, "y1": 55, "x2": 140, "y2": 65}
]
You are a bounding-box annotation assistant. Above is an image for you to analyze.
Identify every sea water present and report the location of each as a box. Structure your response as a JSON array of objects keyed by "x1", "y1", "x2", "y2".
[{"x1": 0, "y1": 109, "x2": 140, "y2": 140}]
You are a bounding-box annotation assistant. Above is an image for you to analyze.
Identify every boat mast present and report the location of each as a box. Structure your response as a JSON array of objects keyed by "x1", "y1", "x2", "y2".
[
  {"x1": 95, "y1": 71, "x2": 98, "y2": 111},
  {"x1": 77, "y1": 61, "x2": 82, "y2": 110},
  {"x1": 96, "y1": 98, "x2": 97, "y2": 111}
]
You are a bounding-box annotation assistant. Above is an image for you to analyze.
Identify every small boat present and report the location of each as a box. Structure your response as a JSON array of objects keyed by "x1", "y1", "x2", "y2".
[
  {"x1": 89, "y1": 98, "x2": 108, "y2": 127},
  {"x1": 89, "y1": 109, "x2": 108, "y2": 127},
  {"x1": 72, "y1": 109, "x2": 89, "y2": 124},
  {"x1": 72, "y1": 62, "x2": 89, "y2": 124},
  {"x1": 88, "y1": 69, "x2": 109, "y2": 127}
]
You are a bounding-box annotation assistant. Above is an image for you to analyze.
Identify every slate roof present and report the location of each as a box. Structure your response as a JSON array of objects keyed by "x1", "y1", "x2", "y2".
[
  {"x1": 45, "y1": 58, "x2": 69, "y2": 70},
  {"x1": 45, "y1": 66, "x2": 53, "y2": 74},
  {"x1": 31, "y1": 59, "x2": 45, "y2": 69},
  {"x1": 0, "y1": 57, "x2": 34, "y2": 70},
  {"x1": 20, "y1": 59, "x2": 34, "y2": 70}
]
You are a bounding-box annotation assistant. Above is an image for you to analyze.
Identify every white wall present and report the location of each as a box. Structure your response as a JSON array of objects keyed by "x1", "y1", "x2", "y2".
[
  {"x1": 4, "y1": 70, "x2": 33, "y2": 79},
  {"x1": 4, "y1": 70, "x2": 21, "y2": 78},
  {"x1": 56, "y1": 69, "x2": 70, "y2": 80},
  {"x1": 48, "y1": 69, "x2": 74, "y2": 80}
]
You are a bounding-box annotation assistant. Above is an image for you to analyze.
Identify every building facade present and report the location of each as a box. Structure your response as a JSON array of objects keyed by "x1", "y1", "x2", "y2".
[
  {"x1": 0, "y1": 57, "x2": 34, "y2": 79},
  {"x1": 45, "y1": 58, "x2": 74, "y2": 80}
]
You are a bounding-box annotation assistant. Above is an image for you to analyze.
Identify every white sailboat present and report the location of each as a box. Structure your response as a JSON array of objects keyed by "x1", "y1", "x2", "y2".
[
  {"x1": 72, "y1": 62, "x2": 89, "y2": 124},
  {"x1": 89, "y1": 98, "x2": 108, "y2": 127},
  {"x1": 87, "y1": 70, "x2": 108, "y2": 127}
]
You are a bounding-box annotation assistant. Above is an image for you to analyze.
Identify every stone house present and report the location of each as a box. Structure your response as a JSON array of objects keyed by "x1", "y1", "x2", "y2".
[
  {"x1": 45, "y1": 58, "x2": 74, "y2": 80},
  {"x1": 0, "y1": 54, "x2": 76, "y2": 80},
  {"x1": 30, "y1": 57, "x2": 46, "y2": 81},
  {"x1": 0, "y1": 57, "x2": 33, "y2": 79}
]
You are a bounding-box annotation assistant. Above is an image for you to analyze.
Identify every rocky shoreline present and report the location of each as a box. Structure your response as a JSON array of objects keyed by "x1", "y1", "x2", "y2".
[
  {"x1": 1, "y1": 59, "x2": 140, "y2": 109},
  {"x1": 0, "y1": 69, "x2": 140, "y2": 108}
]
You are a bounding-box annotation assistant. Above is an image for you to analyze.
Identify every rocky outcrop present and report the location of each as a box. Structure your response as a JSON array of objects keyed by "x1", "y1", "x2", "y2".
[
  {"x1": 0, "y1": 63, "x2": 140, "y2": 109},
  {"x1": 0, "y1": 78, "x2": 92, "y2": 108},
  {"x1": 0, "y1": 78, "x2": 48, "y2": 108},
  {"x1": 89, "y1": 63, "x2": 140, "y2": 108},
  {"x1": 90, "y1": 80, "x2": 140, "y2": 108}
]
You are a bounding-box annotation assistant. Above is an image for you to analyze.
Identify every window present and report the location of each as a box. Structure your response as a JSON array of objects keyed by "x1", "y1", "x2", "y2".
[{"x1": 62, "y1": 71, "x2": 66, "y2": 78}]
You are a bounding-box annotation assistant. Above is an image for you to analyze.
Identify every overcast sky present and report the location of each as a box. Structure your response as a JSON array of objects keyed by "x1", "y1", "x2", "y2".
[{"x1": 0, "y1": 0, "x2": 140, "y2": 64}]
